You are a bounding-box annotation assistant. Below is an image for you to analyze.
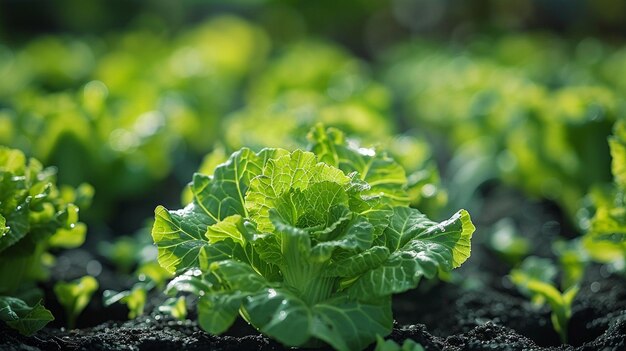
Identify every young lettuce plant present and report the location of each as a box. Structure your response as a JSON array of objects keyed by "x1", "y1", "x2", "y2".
[
  {"x1": 0, "y1": 146, "x2": 91, "y2": 335},
  {"x1": 152, "y1": 126, "x2": 475, "y2": 350},
  {"x1": 510, "y1": 256, "x2": 579, "y2": 344}
]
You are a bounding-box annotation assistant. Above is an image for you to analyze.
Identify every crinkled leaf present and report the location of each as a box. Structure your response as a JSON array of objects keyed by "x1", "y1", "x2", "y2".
[
  {"x1": 309, "y1": 126, "x2": 410, "y2": 205},
  {"x1": 273, "y1": 182, "x2": 349, "y2": 230},
  {"x1": 324, "y1": 246, "x2": 390, "y2": 278},
  {"x1": 206, "y1": 214, "x2": 248, "y2": 246},
  {"x1": 152, "y1": 205, "x2": 211, "y2": 273},
  {"x1": 247, "y1": 150, "x2": 350, "y2": 232},
  {"x1": 311, "y1": 216, "x2": 374, "y2": 262},
  {"x1": 347, "y1": 208, "x2": 474, "y2": 299},
  {"x1": 192, "y1": 148, "x2": 284, "y2": 221}
]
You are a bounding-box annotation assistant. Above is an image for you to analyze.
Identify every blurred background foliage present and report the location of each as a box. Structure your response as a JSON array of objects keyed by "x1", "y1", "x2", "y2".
[{"x1": 0, "y1": 0, "x2": 624, "y2": 256}]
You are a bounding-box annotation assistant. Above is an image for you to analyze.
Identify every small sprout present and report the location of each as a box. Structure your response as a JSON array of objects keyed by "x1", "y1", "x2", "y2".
[
  {"x1": 103, "y1": 283, "x2": 150, "y2": 319},
  {"x1": 375, "y1": 336, "x2": 425, "y2": 351},
  {"x1": 103, "y1": 261, "x2": 172, "y2": 318},
  {"x1": 510, "y1": 257, "x2": 579, "y2": 343},
  {"x1": 158, "y1": 296, "x2": 187, "y2": 320},
  {"x1": 54, "y1": 276, "x2": 99, "y2": 329}
]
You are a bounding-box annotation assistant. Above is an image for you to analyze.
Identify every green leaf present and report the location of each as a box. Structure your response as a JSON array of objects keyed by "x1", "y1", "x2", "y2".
[
  {"x1": 510, "y1": 256, "x2": 580, "y2": 343},
  {"x1": 198, "y1": 292, "x2": 244, "y2": 334},
  {"x1": 243, "y1": 288, "x2": 392, "y2": 351},
  {"x1": 348, "y1": 208, "x2": 475, "y2": 299},
  {"x1": 193, "y1": 148, "x2": 289, "y2": 221},
  {"x1": 244, "y1": 287, "x2": 313, "y2": 346},
  {"x1": 311, "y1": 215, "x2": 374, "y2": 262},
  {"x1": 246, "y1": 150, "x2": 350, "y2": 233},
  {"x1": 206, "y1": 214, "x2": 248, "y2": 246},
  {"x1": 310, "y1": 296, "x2": 392, "y2": 351},
  {"x1": 0, "y1": 197, "x2": 30, "y2": 253},
  {"x1": 273, "y1": 182, "x2": 349, "y2": 230},
  {"x1": 0, "y1": 297, "x2": 53, "y2": 336},
  {"x1": 0, "y1": 214, "x2": 7, "y2": 236},
  {"x1": 0, "y1": 147, "x2": 26, "y2": 173},
  {"x1": 48, "y1": 222, "x2": 87, "y2": 248},
  {"x1": 54, "y1": 276, "x2": 98, "y2": 329},
  {"x1": 375, "y1": 336, "x2": 425, "y2": 351},
  {"x1": 308, "y1": 125, "x2": 410, "y2": 205},
  {"x1": 103, "y1": 284, "x2": 148, "y2": 319},
  {"x1": 324, "y1": 246, "x2": 390, "y2": 278},
  {"x1": 152, "y1": 205, "x2": 211, "y2": 273},
  {"x1": 159, "y1": 296, "x2": 187, "y2": 321}
]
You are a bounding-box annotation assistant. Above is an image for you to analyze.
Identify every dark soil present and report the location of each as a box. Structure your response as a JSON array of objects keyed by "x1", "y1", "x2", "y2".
[{"x1": 2, "y1": 184, "x2": 626, "y2": 350}]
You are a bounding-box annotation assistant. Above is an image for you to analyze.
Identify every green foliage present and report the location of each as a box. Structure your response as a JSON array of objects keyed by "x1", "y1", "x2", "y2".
[
  {"x1": 0, "y1": 297, "x2": 54, "y2": 336},
  {"x1": 54, "y1": 276, "x2": 99, "y2": 329},
  {"x1": 158, "y1": 296, "x2": 187, "y2": 321},
  {"x1": 0, "y1": 16, "x2": 268, "y2": 220},
  {"x1": 103, "y1": 283, "x2": 149, "y2": 319},
  {"x1": 153, "y1": 127, "x2": 475, "y2": 350},
  {"x1": 101, "y1": 232, "x2": 172, "y2": 319},
  {"x1": 510, "y1": 257, "x2": 579, "y2": 343},
  {"x1": 0, "y1": 146, "x2": 90, "y2": 334},
  {"x1": 383, "y1": 38, "x2": 619, "y2": 219},
  {"x1": 582, "y1": 117, "x2": 626, "y2": 268},
  {"x1": 375, "y1": 336, "x2": 425, "y2": 351}
]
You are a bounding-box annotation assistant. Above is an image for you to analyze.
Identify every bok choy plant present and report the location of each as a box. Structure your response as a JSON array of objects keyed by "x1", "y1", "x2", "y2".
[{"x1": 152, "y1": 126, "x2": 475, "y2": 350}]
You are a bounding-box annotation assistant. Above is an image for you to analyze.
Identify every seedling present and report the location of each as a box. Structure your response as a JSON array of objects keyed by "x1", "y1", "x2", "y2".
[
  {"x1": 510, "y1": 257, "x2": 579, "y2": 343},
  {"x1": 54, "y1": 276, "x2": 99, "y2": 329},
  {"x1": 152, "y1": 126, "x2": 475, "y2": 350},
  {"x1": 158, "y1": 296, "x2": 187, "y2": 320},
  {"x1": 103, "y1": 253, "x2": 172, "y2": 319}
]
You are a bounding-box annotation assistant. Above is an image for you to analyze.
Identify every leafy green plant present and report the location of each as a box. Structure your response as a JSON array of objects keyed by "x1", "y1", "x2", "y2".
[
  {"x1": 383, "y1": 40, "x2": 617, "y2": 220},
  {"x1": 0, "y1": 146, "x2": 91, "y2": 335},
  {"x1": 54, "y1": 275, "x2": 99, "y2": 329},
  {"x1": 152, "y1": 126, "x2": 475, "y2": 350},
  {"x1": 510, "y1": 257, "x2": 579, "y2": 343}
]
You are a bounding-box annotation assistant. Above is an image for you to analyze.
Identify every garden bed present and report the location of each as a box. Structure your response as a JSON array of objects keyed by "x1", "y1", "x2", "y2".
[{"x1": 3, "y1": 185, "x2": 625, "y2": 351}]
